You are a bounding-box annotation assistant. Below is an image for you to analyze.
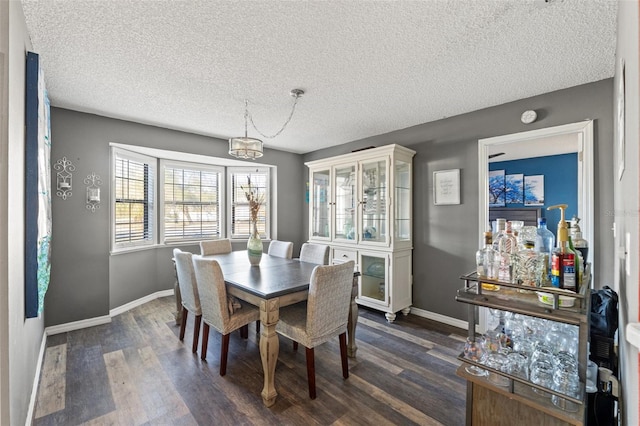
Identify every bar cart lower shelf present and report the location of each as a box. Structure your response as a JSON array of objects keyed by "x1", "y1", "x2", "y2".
[{"x1": 457, "y1": 366, "x2": 583, "y2": 426}]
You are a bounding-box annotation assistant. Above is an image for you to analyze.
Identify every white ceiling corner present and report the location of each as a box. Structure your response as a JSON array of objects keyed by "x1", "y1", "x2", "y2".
[{"x1": 21, "y1": 0, "x2": 617, "y2": 154}]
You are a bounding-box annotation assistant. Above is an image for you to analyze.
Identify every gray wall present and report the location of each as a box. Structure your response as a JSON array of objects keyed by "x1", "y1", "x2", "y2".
[
  {"x1": 4, "y1": 3, "x2": 47, "y2": 425},
  {"x1": 47, "y1": 108, "x2": 306, "y2": 326},
  {"x1": 49, "y1": 80, "x2": 613, "y2": 327},
  {"x1": 304, "y1": 79, "x2": 614, "y2": 321},
  {"x1": 614, "y1": 1, "x2": 639, "y2": 424}
]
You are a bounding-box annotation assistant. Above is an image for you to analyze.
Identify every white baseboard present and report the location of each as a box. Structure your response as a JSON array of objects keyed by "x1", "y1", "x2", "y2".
[
  {"x1": 45, "y1": 315, "x2": 112, "y2": 336},
  {"x1": 45, "y1": 289, "x2": 175, "y2": 336},
  {"x1": 109, "y1": 289, "x2": 174, "y2": 317},
  {"x1": 409, "y1": 307, "x2": 468, "y2": 330}
]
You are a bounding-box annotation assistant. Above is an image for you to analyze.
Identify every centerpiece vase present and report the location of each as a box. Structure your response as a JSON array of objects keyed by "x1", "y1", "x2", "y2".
[{"x1": 247, "y1": 221, "x2": 263, "y2": 266}]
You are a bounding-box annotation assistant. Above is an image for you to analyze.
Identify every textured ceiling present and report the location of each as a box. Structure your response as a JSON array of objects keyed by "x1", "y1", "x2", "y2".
[{"x1": 21, "y1": 0, "x2": 617, "y2": 155}]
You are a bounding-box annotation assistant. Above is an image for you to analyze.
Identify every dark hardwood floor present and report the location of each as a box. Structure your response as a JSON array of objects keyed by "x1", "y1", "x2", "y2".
[{"x1": 33, "y1": 296, "x2": 467, "y2": 425}]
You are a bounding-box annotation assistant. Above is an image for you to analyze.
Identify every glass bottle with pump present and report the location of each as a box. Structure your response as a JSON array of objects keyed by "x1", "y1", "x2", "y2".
[{"x1": 547, "y1": 204, "x2": 577, "y2": 291}]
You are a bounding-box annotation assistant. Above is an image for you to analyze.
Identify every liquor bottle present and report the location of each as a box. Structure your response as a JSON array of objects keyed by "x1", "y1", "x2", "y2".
[
  {"x1": 492, "y1": 218, "x2": 507, "y2": 252},
  {"x1": 535, "y1": 217, "x2": 555, "y2": 283},
  {"x1": 476, "y1": 231, "x2": 497, "y2": 278},
  {"x1": 497, "y1": 221, "x2": 518, "y2": 282},
  {"x1": 548, "y1": 204, "x2": 576, "y2": 291},
  {"x1": 569, "y1": 215, "x2": 589, "y2": 268},
  {"x1": 568, "y1": 235, "x2": 583, "y2": 290}
]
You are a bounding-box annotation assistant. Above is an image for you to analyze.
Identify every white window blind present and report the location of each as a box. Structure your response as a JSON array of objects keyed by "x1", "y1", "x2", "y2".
[
  {"x1": 113, "y1": 149, "x2": 156, "y2": 248},
  {"x1": 162, "y1": 161, "x2": 223, "y2": 242},
  {"x1": 229, "y1": 168, "x2": 270, "y2": 239}
]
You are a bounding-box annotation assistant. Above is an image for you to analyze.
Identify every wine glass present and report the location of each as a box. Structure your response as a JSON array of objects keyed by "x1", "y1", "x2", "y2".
[{"x1": 464, "y1": 337, "x2": 488, "y2": 376}]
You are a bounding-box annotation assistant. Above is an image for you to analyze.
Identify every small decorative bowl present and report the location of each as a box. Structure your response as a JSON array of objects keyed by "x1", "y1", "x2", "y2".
[{"x1": 536, "y1": 289, "x2": 576, "y2": 307}]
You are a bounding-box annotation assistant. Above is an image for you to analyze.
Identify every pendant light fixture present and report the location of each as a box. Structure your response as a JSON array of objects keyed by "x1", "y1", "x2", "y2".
[{"x1": 228, "y1": 89, "x2": 304, "y2": 160}]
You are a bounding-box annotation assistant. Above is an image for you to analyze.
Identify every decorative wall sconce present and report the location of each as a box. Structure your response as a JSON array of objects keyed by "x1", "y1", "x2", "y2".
[
  {"x1": 84, "y1": 172, "x2": 102, "y2": 213},
  {"x1": 54, "y1": 157, "x2": 75, "y2": 200}
]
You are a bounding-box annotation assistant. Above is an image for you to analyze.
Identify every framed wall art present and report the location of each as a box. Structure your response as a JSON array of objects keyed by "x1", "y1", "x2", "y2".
[
  {"x1": 433, "y1": 169, "x2": 460, "y2": 205},
  {"x1": 25, "y1": 51, "x2": 52, "y2": 318}
]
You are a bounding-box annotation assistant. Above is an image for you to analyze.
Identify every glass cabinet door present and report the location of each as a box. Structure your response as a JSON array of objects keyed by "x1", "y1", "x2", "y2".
[
  {"x1": 394, "y1": 159, "x2": 411, "y2": 241},
  {"x1": 310, "y1": 168, "x2": 331, "y2": 239},
  {"x1": 360, "y1": 158, "x2": 388, "y2": 244},
  {"x1": 333, "y1": 164, "x2": 356, "y2": 242},
  {"x1": 359, "y1": 253, "x2": 389, "y2": 306}
]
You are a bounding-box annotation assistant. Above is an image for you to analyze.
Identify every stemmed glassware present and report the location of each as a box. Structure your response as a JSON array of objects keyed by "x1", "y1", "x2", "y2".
[{"x1": 464, "y1": 337, "x2": 488, "y2": 376}]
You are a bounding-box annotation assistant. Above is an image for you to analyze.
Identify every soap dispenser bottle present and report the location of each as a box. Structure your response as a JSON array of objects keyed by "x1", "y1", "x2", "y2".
[{"x1": 547, "y1": 204, "x2": 577, "y2": 291}]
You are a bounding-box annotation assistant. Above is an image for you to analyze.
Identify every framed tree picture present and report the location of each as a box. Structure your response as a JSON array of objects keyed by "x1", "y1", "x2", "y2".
[
  {"x1": 506, "y1": 174, "x2": 524, "y2": 204},
  {"x1": 489, "y1": 169, "x2": 505, "y2": 207},
  {"x1": 524, "y1": 175, "x2": 544, "y2": 206}
]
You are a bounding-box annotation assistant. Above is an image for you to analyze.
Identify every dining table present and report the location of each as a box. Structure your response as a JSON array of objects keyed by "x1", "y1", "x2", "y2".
[{"x1": 197, "y1": 250, "x2": 359, "y2": 407}]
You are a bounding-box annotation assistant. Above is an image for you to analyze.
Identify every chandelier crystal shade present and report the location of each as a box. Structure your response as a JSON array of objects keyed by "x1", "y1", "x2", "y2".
[{"x1": 228, "y1": 89, "x2": 304, "y2": 160}]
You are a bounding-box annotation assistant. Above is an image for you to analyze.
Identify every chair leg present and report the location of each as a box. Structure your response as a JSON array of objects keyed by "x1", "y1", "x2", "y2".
[
  {"x1": 305, "y1": 347, "x2": 316, "y2": 399},
  {"x1": 256, "y1": 320, "x2": 260, "y2": 333},
  {"x1": 179, "y1": 307, "x2": 188, "y2": 341},
  {"x1": 220, "y1": 333, "x2": 230, "y2": 376},
  {"x1": 192, "y1": 315, "x2": 202, "y2": 353},
  {"x1": 293, "y1": 341, "x2": 298, "y2": 351},
  {"x1": 240, "y1": 324, "x2": 248, "y2": 339},
  {"x1": 339, "y1": 332, "x2": 349, "y2": 379},
  {"x1": 200, "y1": 323, "x2": 210, "y2": 361}
]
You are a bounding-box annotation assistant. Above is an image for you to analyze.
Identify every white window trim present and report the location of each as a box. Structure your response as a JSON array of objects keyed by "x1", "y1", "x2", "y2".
[
  {"x1": 111, "y1": 147, "x2": 158, "y2": 253},
  {"x1": 227, "y1": 167, "x2": 272, "y2": 240},
  {"x1": 109, "y1": 143, "x2": 277, "y2": 252},
  {"x1": 159, "y1": 159, "x2": 225, "y2": 244}
]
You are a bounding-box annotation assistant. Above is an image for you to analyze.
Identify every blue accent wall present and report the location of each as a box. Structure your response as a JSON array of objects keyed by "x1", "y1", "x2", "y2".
[{"x1": 490, "y1": 153, "x2": 578, "y2": 237}]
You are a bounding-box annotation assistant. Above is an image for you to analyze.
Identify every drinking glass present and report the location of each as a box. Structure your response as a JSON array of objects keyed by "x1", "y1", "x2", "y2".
[
  {"x1": 464, "y1": 337, "x2": 488, "y2": 376},
  {"x1": 503, "y1": 316, "x2": 525, "y2": 348},
  {"x1": 513, "y1": 336, "x2": 536, "y2": 358},
  {"x1": 530, "y1": 359, "x2": 554, "y2": 396},
  {"x1": 530, "y1": 343, "x2": 555, "y2": 366},
  {"x1": 551, "y1": 363, "x2": 581, "y2": 411},
  {"x1": 486, "y1": 351, "x2": 510, "y2": 386},
  {"x1": 483, "y1": 329, "x2": 505, "y2": 353},
  {"x1": 506, "y1": 351, "x2": 529, "y2": 380}
]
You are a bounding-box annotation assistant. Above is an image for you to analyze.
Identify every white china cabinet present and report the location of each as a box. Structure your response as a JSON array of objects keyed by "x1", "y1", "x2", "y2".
[{"x1": 305, "y1": 144, "x2": 415, "y2": 322}]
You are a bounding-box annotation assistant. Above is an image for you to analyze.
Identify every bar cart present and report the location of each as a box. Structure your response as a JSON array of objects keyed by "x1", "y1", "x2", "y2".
[{"x1": 456, "y1": 270, "x2": 590, "y2": 426}]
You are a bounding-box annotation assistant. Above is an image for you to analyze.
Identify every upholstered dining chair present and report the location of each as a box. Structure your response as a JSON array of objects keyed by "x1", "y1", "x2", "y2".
[
  {"x1": 199, "y1": 238, "x2": 232, "y2": 256},
  {"x1": 275, "y1": 260, "x2": 355, "y2": 399},
  {"x1": 192, "y1": 256, "x2": 260, "y2": 376},
  {"x1": 267, "y1": 240, "x2": 294, "y2": 259},
  {"x1": 173, "y1": 248, "x2": 202, "y2": 354},
  {"x1": 298, "y1": 243, "x2": 330, "y2": 265}
]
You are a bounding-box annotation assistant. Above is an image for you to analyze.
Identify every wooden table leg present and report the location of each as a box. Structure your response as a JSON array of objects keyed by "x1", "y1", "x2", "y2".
[
  {"x1": 347, "y1": 275, "x2": 359, "y2": 358},
  {"x1": 259, "y1": 298, "x2": 280, "y2": 407}
]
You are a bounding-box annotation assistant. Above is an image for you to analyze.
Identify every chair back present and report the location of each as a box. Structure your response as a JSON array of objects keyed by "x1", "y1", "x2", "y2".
[
  {"x1": 173, "y1": 249, "x2": 201, "y2": 314},
  {"x1": 306, "y1": 261, "x2": 355, "y2": 337},
  {"x1": 192, "y1": 256, "x2": 229, "y2": 331},
  {"x1": 268, "y1": 240, "x2": 294, "y2": 259},
  {"x1": 200, "y1": 238, "x2": 232, "y2": 256},
  {"x1": 299, "y1": 243, "x2": 330, "y2": 265}
]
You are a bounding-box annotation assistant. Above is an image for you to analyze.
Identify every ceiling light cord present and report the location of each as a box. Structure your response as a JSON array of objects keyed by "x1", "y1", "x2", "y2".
[{"x1": 248, "y1": 89, "x2": 303, "y2": 139}]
